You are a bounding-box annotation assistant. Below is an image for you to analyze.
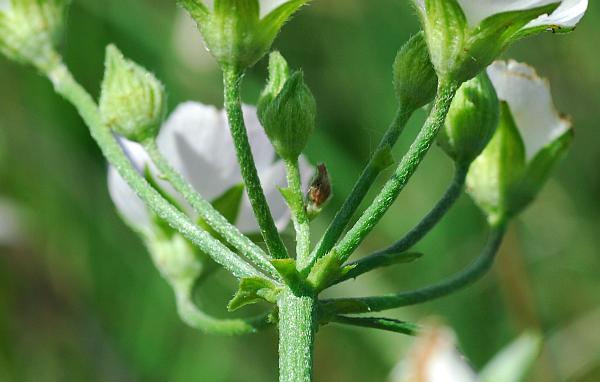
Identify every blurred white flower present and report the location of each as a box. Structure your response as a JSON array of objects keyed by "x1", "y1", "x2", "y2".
[
  {"x1": 391, "y1": 326, "x2": 477, "y2": 382},
  {"x1": 391, "y1": 324, "x2": 542, "y2": 382},
  {"x1": 486, "y1": 60, "x2": 571, "y2": 160},
  {"x1": 415, "y1": 0, "x2": 588, "y2": 29},
  {"x1": 108, "y1": 102, "x2": 313, "y2": 236},
  {"x1": 0, "y1": 198, "x2": 22, "y2": 246}
]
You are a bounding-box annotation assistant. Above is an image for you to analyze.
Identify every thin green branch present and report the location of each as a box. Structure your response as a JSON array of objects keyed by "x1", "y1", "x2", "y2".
[
  {"x1": 304, "y1": 107, "x2": 414, "y2": 272},
  {"x1": 319, "y1": 224, "x2": 507, "y2": 315},
  {"x1": 222, "y1": 67, "x2": 289, "y2": 259},
  {"x1": 144, "y1": 140, "x2": 281, "y2": 280},
  {"x1": 331, "y1": 81, "x2": 459, "y2": 265},
  {"x1": 334, "y1": 163, "x2": 469, "y2": 284},
  {"x1": 284, "y1": 159, "x2": 311, "y2": 269},
  {"x1": 45, "y1": 57, "x2": 260, "y2": 280},
  {"x1": 173, "y1": 279, "x2": 273, "y2": 335},
  {"x1": 330, "y1": 315, "x2": 419, "y2": 336}
]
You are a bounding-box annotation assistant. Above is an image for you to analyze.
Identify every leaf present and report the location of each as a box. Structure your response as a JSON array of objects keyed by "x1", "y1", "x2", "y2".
[
  {"x1": 338, "y1": 252, "x2": 424, "y2": 283},
  {"x1": 271, "y1": 258, "x2": 306, "y2": 290},
  {"x1": 227, "y1": 277, "x2": 281, "y2": 311},
  {"x1": 306, "y1": 250, "x2": 344, "y2": 292},
  {"x1": 177, "y1": 0, "x2": 209, "y2": 22}
]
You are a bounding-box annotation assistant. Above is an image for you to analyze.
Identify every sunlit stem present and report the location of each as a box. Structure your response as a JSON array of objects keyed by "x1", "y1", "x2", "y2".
[
  {"x1": 222, "y1": 67, "x2": 289, "y2": 260},
  {"x1": 144, "y1": 140, "x2": 281, "y2": 281},
  {"x1": 44, "y1": 54, "x2": 260, "y2": 280}
]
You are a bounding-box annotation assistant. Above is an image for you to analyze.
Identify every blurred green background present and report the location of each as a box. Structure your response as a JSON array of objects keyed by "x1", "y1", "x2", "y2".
[{"x1": 1, "y1": 1, "x2": 599, "y2": 381}]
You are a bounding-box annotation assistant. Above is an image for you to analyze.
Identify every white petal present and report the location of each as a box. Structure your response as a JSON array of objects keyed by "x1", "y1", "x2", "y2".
[
  {"x1": 157, "y1": 102, "x2": 240, "y2": 202},
  {"x1": 457, "y1": 0, "x2": 553, "y2": 26},
  {"x1": 526, "y1": 0, "x2": 588, "y2": 29},
  {"x1": 391, "y1": 326, "x2": 478, "y2": 382},
  {"x1": 487, "y1": 60, "x2": 571, "y2": 160},
  {"x1": 242, "y1": 104, "x2": 277, "y2": 170}
]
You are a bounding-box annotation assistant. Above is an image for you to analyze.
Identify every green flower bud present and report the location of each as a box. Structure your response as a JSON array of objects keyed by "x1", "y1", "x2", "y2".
[
  {"x1": 258, "y1": 52, "x2": 316, "y2": 160},
  {"x1": 393, "y1": 31, "x2": 438, "y2": 110},
  {"x1": 438, "y1": 72, "x2": 499, "y2": 165},
  {"x1": 179, "y1": 0, "x2": 310, "y2": 71},
  {"x1": 467, "y1": 103, "x2": 572, "y2": 225},
  {"x1": 414, "y1": 0, "x2": 585, "y2": 83},
  {"x1": 0, "y1": 0, "x2": 70, "y2": 70},
  {"x1": 99, "y1": 45, "x2": 166, "y2": 143}
]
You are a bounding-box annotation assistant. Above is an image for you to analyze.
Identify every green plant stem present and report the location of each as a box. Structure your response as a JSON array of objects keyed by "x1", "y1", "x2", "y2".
[
  {"x1": 331, "y1": 81, "x2": 459, "y2": 265},
  {"x1": 335, "y1": 163, "x2": 468, "y2": 284},
  {"x1": 284, "y1": 159, "x2": 311, "y2": 270},
  {"x1": 319, "y1": 224, "x2": 507, "y2": 315},
  {"x1": 144, "y1": 140, "x2": 280, "y2": 280},
  {"x1": 330, "y1": 315, "x2": 418, "y2": 336},
  {"x1": 278, "y1": 289, "x2": 317, "y2": 382},
  {"x1": 305, "y1": 107, "x2": 413, "y2": 272},
  {"x1": 222, "y1": 67, "x2": 289, "y2": 259},
  {"x1": 173, "y1": 280, "x2": 272, "y2": 335},
  {"x1": 44, "y1": 57, "x2": 259, "y2": 280}
]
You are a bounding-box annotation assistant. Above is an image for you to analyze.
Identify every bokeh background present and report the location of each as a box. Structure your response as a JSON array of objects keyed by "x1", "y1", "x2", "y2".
[{"x1": 1, "y1": 1, "x2": 599, "y2": 381}]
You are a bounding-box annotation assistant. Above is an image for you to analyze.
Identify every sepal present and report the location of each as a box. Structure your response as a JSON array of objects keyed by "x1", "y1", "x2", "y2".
[{"x1": 228, "y1": 277, "x2": 281, "y2": 311}]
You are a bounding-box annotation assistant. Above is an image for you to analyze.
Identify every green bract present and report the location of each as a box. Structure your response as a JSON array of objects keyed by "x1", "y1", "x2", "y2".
[
  {"x1": 414, "y1": 0, "x2": 581, "y2": 83},
  {"x1": 178, "y1": 0, "x2": 310, "y2": 71},
  {"x1": 439, "y1": 72, "x2": 499, "y2": 165},
  {"x1": 0, "y1": 0, "x2": 70, "y2": 70},
  {"x1": 393, "y1": 31, "x2": 438, "y2": 110},
  {"x1": 258, "y1": 52, "x2": 316, "y2": 160},
  {"x1": 467, "y1": 102, "x2": 572, "y2": 225},
  {"x1": 99, "y1": 45, "x2": 166, "y2": 143}
]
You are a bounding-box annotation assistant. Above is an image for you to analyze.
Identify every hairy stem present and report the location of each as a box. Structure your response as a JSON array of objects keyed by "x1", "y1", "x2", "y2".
[
  {"x1": 144, "y1": 140, "x2": 280, "y2": 280},
  {"x1": 278, "y1": 289, "x2": 317, "y2": 382},
  {"x1": 45, "y1": 57, "x2": 259, "y2": 279},
  {"x1": 320, "y1": 224, "x2": 507, "y2": 315},
  {"x1": 284, "y1": 159, "x2": 311, "y2": 270},
  {"x1": 222, "y1": 67, "x2": 289, "y2": 259},
  {"x1": 305, "y1": 107, "x2": 413, "y2": 272},
  {"x1": 332, "y1": 81, "x2": 459, "y2": 265}
]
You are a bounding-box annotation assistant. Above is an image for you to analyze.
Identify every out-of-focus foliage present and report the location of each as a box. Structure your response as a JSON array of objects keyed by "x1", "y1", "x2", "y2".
[{"x1": 0, "y1": 0, "x2": 599, "y2": 381}]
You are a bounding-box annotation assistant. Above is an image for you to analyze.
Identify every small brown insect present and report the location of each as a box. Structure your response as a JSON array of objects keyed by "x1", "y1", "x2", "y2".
[{"x1": 306, "y1": 164, "x2": 332, "y2": 216}]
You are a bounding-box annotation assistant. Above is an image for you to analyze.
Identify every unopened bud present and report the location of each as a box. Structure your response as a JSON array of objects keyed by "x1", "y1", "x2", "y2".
[
  {"x1": 0, "y1": 0, "x2": 70, "y2": 70},
  {"x1": 438, "y1": 72, "x2": 499, "y2": 165},
  {"x1": 99, "y1": 45, "x2": 166, "y2": 142},
  {"x1": 258, "y1": 52, "x2": 316, "y2": 160},
  {"x1": 393, "y1": 31, "x2": 438, "y2": 110}
]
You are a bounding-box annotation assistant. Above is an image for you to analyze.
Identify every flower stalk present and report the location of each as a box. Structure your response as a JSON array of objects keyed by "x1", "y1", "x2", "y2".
[{"x1": 223, "y1": 66, "x2": 289, "y2": 260}]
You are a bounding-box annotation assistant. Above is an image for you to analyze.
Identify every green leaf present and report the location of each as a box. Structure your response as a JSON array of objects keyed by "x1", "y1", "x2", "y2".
[
  {"x1": 338, "y1": 252, "x2": 424, "y2": 283},
  {"x1": 509, "y1": 129, "x2": 573, "y2": 216},
  {"x1": 271, "y1": 259, "x2": 306, "y2": 290},
  {"x1": 214, "y1": 0, "x2": 259, "y2": 24},
  {"x1": 480, "y1": 331, "x2": 543, "y2": 382},
  {"x1": 306, "y1": 250, "x2": 344, "y2": 292},
  {"x1": 177, "y1": 0, "x2": 209, "y2": 22},
  {"x1": 332, "y1": 316, "x2": 419, "y2": 336},
  {"x1": 227, "y1": 277, "x2": 281, "y2": 311},
  {"x1": 254, "y1": 0, "x2": 310, "y2": 59},
  {"x1": 460, "y1": 3, "x2": 561, "y2": 82}
]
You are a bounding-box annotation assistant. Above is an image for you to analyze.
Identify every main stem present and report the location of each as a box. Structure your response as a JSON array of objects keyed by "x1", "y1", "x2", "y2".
[
  {"x1": 222, "y1": 67, "x2": 289, "y2": 259},
  {"x1": 278, "y1": 289, "x2": 316, "y2": 382}
]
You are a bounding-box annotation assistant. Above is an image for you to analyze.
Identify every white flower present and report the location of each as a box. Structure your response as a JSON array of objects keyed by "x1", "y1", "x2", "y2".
[
  {"x1": 108, "y1": 101, "x2": 313, "y2": 236},
  {"x1": 390, "y1": 326, "x2": 477, "y2": 382},
  {"x1": 486, "y1": 60, "x2": 571, "y2": 160},
  {"x1": 390, "y1": 324, "x2": 542, "y2": 382},
  {"x1": 415, "y1": 0, "x2": 588, "y2": 29}
]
